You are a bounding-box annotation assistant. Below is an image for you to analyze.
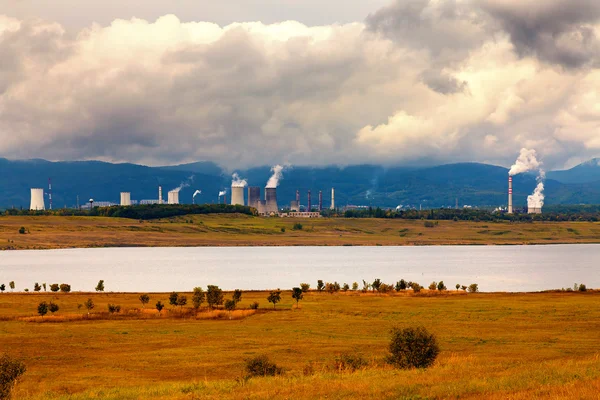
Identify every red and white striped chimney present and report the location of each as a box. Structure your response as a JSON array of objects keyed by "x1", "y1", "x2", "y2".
[{"x1": 508, "y1": 176, "x2": 513, "y2": 214}]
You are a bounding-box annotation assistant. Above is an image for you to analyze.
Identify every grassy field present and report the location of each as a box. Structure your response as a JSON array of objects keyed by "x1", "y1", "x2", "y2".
[
  {"x1": 1, "y1": 290, "x2": 599, "y2": 399},
  {"x1": 2, "y1": 214, "x2": 600, "y2": 250}
]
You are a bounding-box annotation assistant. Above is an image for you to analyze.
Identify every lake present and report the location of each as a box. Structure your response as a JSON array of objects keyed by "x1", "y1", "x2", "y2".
[{"x1": 0, "y1": 245, "x2": 598, "y2": 292}]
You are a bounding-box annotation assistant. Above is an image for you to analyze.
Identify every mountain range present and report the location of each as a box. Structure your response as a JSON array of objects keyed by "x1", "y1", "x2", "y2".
[{"x1": 1, "y1": 158, "x2": 600, "y2": 209}]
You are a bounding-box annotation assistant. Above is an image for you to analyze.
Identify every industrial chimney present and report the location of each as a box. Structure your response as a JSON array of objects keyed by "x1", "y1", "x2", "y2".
[
  {"x1": 231, "y1": 186, "x2": 245, "y2": 206},
  {"x1": 30, "y1": 188, "x2": 45, "y2": 211},
  {"x1": 508, "y1": 176, "x2": 513, "y2": 214},
  {"x1": 307, "y1": 190, "x2": 312, "y2": 212},
  {"x1": 120, "y1": 192, "x2": 131, "y2": 206},
  {"x1": 318, "y1": 191, "x2": 323, "y2": 211},
  {"x1": 330, "y1": 188, "x2": 335, "y2": 210},
  {"x1": 158, "y1": 186, "x2": 163, "y2": 205}
]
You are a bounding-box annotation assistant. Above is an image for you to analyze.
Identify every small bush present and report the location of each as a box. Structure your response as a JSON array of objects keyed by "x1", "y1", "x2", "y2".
[
  {"x1": 437, "y1": 281, "x2": 446, "y2": 291},
  {"x1": 107, "y1": 304, "x2": 121, "y2": 314},
  {"x1": 292, "y1": 223, "x2": 303, "y2": 231},
  {"x1": 332, "y1": 353, "x2": 368, "y2": 372},
  {"x1": 224, "y1": 299, "x2": 236, "y2": 311},
  {"x1": 59, "y1": 284, "x2": 71, "y2": 293},
  {"x1": 245, "y1": 355, "x2": 283, "y2": 378},
  {"x1": 578, "y1": 284, "x2": 587, "y2": 292},
  {"x1": 428, "y1": 282, "x2": 437, "y2": 290},
  {"x1": 300, "y1": 283, "x2": 310, "y2": 292},
  {"x1": 48, "y1": 302, "x2": 59, "y2": 314},
  {"x1": 18, "y1": 227, "x2": 26, "y2": 235},
  {"x1": 411, "y1": 283, "x2": 422, "y2": 293},
  {"x1": 468, "y1": 283, "x2": 479, "y2": 293},
  {"x1": 423, "y1": 221, "x2": 435, "y2": 228},
  {"x1": 249, "y1": 301, "x2": 259, "y2": 310},
  {"x1": 387, "y1": 326, "x2": 439, "y2": 369},
  {"x1": 49, "y1": 284, "x2": 60, "y2": 292},
  {"x1": 0, "y1": 354, "x2": 26, "y2": 400}
]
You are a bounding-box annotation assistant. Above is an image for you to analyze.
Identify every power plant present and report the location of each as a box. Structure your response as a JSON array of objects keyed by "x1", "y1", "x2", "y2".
[
  {"x1": 120, "y1": 192, "x2": 131, "y2": 206},
  {"x1": 29, "y1": 188, "x2": 45, "y2": 210},
  {"x1": 168, "y1": 190, "x2": 180, "y2": 205}
]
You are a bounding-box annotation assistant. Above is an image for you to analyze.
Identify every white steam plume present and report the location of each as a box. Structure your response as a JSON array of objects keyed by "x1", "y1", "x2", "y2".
[
  {"x1": 527, "y1": 182, "x2": 545, "y2": 209},
  {"x1": 171, "y1": 175, "x2": 195, "y2": 193},
  {"x1": 231, "y1": 172, "x2": 248, "y2": 188},
  {"x1": 193, "y1": 190, "x2": 202, "y2": 198},
  {"x1": 509, "y1": 148, "x2": 542, "y2": 176},
  {"x1": 510, "y1": 148, "x2": 545, "y2": 209},
  {"x1": 218, "y1": 190, "x2": 227, "y2": 197},
  {"x1": 266, "y1": 164, "x2": 288, "y2": 188}
]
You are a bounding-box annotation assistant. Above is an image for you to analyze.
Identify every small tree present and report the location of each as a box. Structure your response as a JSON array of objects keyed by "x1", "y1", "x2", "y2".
[
  {"x1": 468, "y1": 283, "x2": 479, "y2": 293},
  {"x1": 224, "y1": 299, "x2": 236, "y2": 311},
  {"x1": 42, "y1": 283, "x2": 46, "y2": 292},
  {"x1": 0, "y1": 353, "x2": 27, "y2": 400},
  {"x1": 399, "y1": 279, "x2": 407, "y2": 290},
  {"x1": 300, "y1": 283, "x2": 310, "y2": 292},
  {"x1": 156, "y1": 301, "x2": 165, "y2": 314},
  {"x1": 372, "y1": 279, "x2": 382, "y2": 292},
  {"x1": 267, "y1": 289, "x2": 282, "y2": 309},
  {"x1": 579, "y1": 284, "x2": 587, "y2": 292},
  {"x1": 232, "y1": 289, "x2": 242, "y2": 304},
  {"x1": 437, "y1": 281, "x2": 446, "y2": 291},
  {"x1": 0, "y1": 284, "x2": 5, "y2": 293},
  {"x1": 107, "y1": 304, "x2": 121, "y2": 314},
  {"x1": 192, "y1": 287, "x2": 205, "y2": 309},
  {"x1": 411, "y1": 282, "x2": 421, "y2": 293},
  {"x1": 428, "y1": 282, "x2": 437, "y2": 291},
  {"x1": 9, "y1": 282, "x2": 14, "y2": 292},
  {"x1": 249, "y1": 301, "x2": 259, "y2": 310},
  {"x1": 59, "y1": 284, "x2": 71, "y2": 293},
  {"x1": 317, "y1": 280, "x2": 325, "y2": 292},
  {"x1": 139, "y1": 294, "x2": 150, "y2": 309},
  {"x1": 34, "y1": 283, "x2": 41, "y2": 292},
  {"x1": 95, "y1": 280, "x2": 105, "y2": 292},
  {"x1": 292, "y1": 287, "x2": 303, "y2": 307},
  {"x1": 361, "y1": 280, "x2": 371, "y2": 292},
  {"x1": 342, "y1": 283, "x2": 350, "y2": 292},
  {"x1": 48, "y1": 302, "x2": 59, "y2": 314},
  {"x1": 456, "y1": 284, "x2": 460, "y2": 291},
  {"x1": 177, "y1": 295, "x2": 187, "y2": 310},
  {"x1": 352, "y1": 282, "x2": 359, "y2": 291},
  {"x1": 83, "y1": 298, "x2": 94, "y2": 316},
  {"x1": 206, "y1": 285, "x2": 224, "y2": 309},
  {"x1": 387, "y1": 326, "x2": 440, "y2": 369},
  {"x1": 49, "y1": 284, "x2": 59, "y2": 293},
  {"x1": 461, "y1": 285, "x2": 468, "y2": 291},
  {"x1": 37, "y1": 302, "x2": 48, "y2": 317},
  {"x1": 169, "y1": 292, "x2": 179, "y2": 308}
]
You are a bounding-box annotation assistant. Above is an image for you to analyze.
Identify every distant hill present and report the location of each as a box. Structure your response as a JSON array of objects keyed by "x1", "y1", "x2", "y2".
[
  {"x1": 547, "y1": 159, "x2": 600, "y2": 184},
  {"x1": 1, "y1": 158, "x2": 600, "y2": 209}
]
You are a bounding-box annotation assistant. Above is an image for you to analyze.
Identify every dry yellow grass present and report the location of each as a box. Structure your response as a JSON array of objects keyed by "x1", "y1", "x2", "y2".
[
  {"x1": 1, "y1": 290, "x2": 599, "y2": 399},
  {"x1": 2, "y1": 214, "x2": 600, "y2": 250}
]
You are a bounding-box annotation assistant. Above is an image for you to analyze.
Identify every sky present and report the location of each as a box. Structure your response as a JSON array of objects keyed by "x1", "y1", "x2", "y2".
[{"x1": 1, "y1": 0, "x2": 600, "y2": 170}]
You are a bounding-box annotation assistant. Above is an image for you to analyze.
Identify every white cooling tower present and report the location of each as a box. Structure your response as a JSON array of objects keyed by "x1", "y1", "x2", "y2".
[
  {"x1": 231, "y1": 186, "x2": 245, "y2": 206},
  {"x1": 30, "y1": 188, "x2": 45, "y2": 210},
  {"x1": 120, "y1": 192, "x2": 131, "y2": 206},
  {"x1": 168, "y1": 190, "x2": 180, "y2": 204}
]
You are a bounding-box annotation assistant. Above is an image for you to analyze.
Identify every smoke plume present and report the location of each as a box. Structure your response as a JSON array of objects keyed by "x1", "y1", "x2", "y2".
[
  {"x1": 170, "y1": 175, "x2": 195, "y2": 193},
  {"x1": 266, "y1": 165, "x2": 286, "y2": 188},
  {"x1": 193, "y1": 190, "x2": 202, "y2": 198},
  {"x1": 527, "y1": 182, "x2": 545, "y2": 209},
  {"x1": 218, "y1": 190, "x2": 227, "y2": 197},
  {"x1": 508, "y1": 148, "x2": 542, "y2": 176},
  {"x1": 231, "y1": 172, "x2": 248, "y2": 188}
]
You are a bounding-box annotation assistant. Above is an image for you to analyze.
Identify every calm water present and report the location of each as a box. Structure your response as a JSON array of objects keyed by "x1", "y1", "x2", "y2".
[{"x1": 0, "y1": 245, "x2": 598, "y2": 293}]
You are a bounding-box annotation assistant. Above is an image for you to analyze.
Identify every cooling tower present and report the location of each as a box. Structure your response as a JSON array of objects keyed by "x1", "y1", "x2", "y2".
[
  {"x1": 30, "y1": 188, "x2": 45, "y2": 211},
  {"x1": 264, "y1": 188, "x2": 278, "y2": 214},
  {"x1": 290, "y1": 200, "x2": 300, "y2": 212},
  {"x1": 248, "y1": 187, "x2": 260, "y2": 208},
  {"x1": 120, "y1": 192, "x2": 131, "y2": 206},
  {"x1": 508, "y1": 177, "x2": 513, "y2": 214},
  {"x1": 331, "y1": 188, "x2": 335, "y2": 210},
  {"x1": 168, "y1": 190, "x2": 180, "y2": 205},
  {"x1": 528, "y1": 207, "x2": 542, "y2": 214},
  {"x1": 231, "y1": 186, "x2": 245, "y2": 206}
]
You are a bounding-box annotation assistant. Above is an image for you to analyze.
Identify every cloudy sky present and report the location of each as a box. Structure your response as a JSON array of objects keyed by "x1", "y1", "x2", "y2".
[{"x1": 1, "y1": 0, "x2": 600, "y2": 170}]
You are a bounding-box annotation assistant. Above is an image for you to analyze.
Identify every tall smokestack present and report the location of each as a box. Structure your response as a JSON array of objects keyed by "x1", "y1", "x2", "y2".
[
  {"x1": 318, "y1": 190, "x2": 323, "y2": 211},
  {"x1": 330, "y1": 188, "x2": 335, "y2": 210},
  {"x1": 159, "y1": 186, "x2": 163, "y2": 204},
  {"x1": 508, "y1": 176, "x2": 513, "y2": 214},
  {"x1": 296, "y1": 190, "x2": 300, "y2": 203},
  {"x1": 307, "y1": 190, "x2": 312, "y2": 212}
]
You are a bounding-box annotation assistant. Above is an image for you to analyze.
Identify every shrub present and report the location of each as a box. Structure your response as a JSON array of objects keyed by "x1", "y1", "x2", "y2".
[
  {"x1": 245, "y1": 355, "x2": 283, "y2": 378},
  {"x1": 379, "y1": 283, "x2": 393, "y2": 293},
  {"x1": 292, "y1": 287, "x2": 303, "y2": 307},
  {"x1": 411, "y1": 283, "x2": 422, "y2": 293},
  {"x1": 206, "y1": 285, "x2": 224, "y2": 309},
  {"x1": 0, "y1": 354, "x2": 26, "y2": 400},
  {"x1": 332, "y1": 353, "x2": 368, "y2": 372},
  {"x1": 387, "y1": 326, "x2": 440, "y2": 369},
  {"x1": 177, "y1": 295, "x2": 188, "y2": 309},
  {"x1": 249, "y1": 301, "x2": 259, "y2": 310},
  {"x1": 396, "y1": 279, "x2": 407, "y2": 291},
  {"x1": 437, "y1": 281, "x2": 447, "y2": 291},
  {"x1": 428, "y1": 282, "x2": 437, "y2": 290},
  {"x1": 292, "y1": 223, "x2": 303, "y2": 230},
  {"x1": 48, "y1": 302, "x2": 59, "y2": 314},
  {"x1": 139, "y1": 294, "x2": 150, "y2": 309},
  {"x1": 18, "y1": 227, "x2": 26, "y2": 234},
  {"x1": 0, "y1": 284, "x2": 4, "y2": 293},
  {"x1": 424, "y1": 221, "x2": 435, "y2": 228},
  {"x1": 317, "y1": 280, "x2": 325, "y2": 292},
  {"x1": 59, "y1": 284, "x2": 71, "y2": 293},
  {"x1": 95, "y1": 280, "x2": 105, "y2": 292},
  {"x1": 37, "y1": 302, "x2": 48, "y2": 317},
  {"x1": 232, "y1": 289, "x2": 243, "y2": 304},
  {"x1": 224, "y1": 299, "x2": 236, "y2": 311},
  {"x1": 280, "y1": 227, "x2": 286, "y2": 233},
  {"x1": 372, "y1": 279, "x2": 382, "y2": 292},
  {"x1": 468, "y1": 283, "x2": 479, "y2": 293},
  {"x1": 169, "y1": 292, "x2": 179, "y2": 307},
  {"x1": 300, "y1": 283, "x2": 310, "y2": 292},
  {"x1": 33, "y1": 283, "x2": 41, "y2": 292},
  {"x1": 83, "y1": 298, "x2": 94, "y2": 316},
  {"x1": 8, "y1": 282, "x2": 14, "y2": 292},
  {"x1": 342, "y1": 283, "x2": 350, "y2": 292},
  {"x1": 578, "y1": 284, "x2": 587, "y2": 292},
  {"x1": 352, "y1": 282, "x2": 359, "y2": 291},
  {"x1": 49, "y1": 284, "x2": 59, "y2": 292},
  {"x1": 107, "y1": 304, "x2": 121, "y2": 314},
  {"x1": 192, "y1": 288, "x2": 204, "y2": 309},
  {"x1": 456, "y1": 284, "x2": 460, "y2": 290},
  {"x1": 156, "y1": 301, "x2": 165, "y2": 314},
  {"x1": 461, "y1": 285, "x2": 468, "y2": 291}
]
